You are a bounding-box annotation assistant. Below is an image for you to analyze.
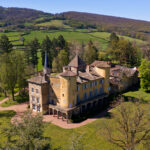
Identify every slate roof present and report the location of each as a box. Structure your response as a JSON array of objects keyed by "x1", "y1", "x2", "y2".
[
  {"x1": 110, "y1": 65, "x2": 137, "y2": 78},
  {"x1": 91, "y1": 61, "x2": 111, "y2": 68},
  {"x1": 59, "y1": 71, "x2": 77, "y2": 77},
  {"x1": 27, "y1": 76, "x2": 48, "y2": 84},
  {"x1": 68, "y1": 55, "x2": 86, "y2": 67}
]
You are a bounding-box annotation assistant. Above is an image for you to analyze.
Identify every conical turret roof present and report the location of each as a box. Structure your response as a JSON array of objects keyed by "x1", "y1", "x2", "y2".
[{"x1": 68, "y1": 54, "x2": 86, "y2": 68}]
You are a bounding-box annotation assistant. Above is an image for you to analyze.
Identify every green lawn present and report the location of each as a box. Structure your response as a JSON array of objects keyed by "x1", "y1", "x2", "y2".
[
  {"x1": 123, "y1": 88, "x2": 150, "y2": 103},
  {"x1": 0, "y1": 96, "x2": 5, "y2": 101},
  {"x1": 43, "y1": 101, "x2": 149, "y2": 150},
  {"x1": 0, "y1": 101, "x2": 149, "y2": 149},
  {"x1": 0, "y1": 111, "x2": 16, "y2": 145},
  {"x1": 1, "y1": 94, "x2": 29, "y2": 107}
]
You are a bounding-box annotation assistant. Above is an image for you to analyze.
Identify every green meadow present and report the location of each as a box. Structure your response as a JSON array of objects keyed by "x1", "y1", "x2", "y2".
[{"x1": 0, "y1": 100, "x2": 149, "y2": 150}]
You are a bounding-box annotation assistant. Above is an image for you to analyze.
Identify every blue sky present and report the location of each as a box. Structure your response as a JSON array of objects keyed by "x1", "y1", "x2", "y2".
[{"x1": 0, "y1": 0, "x2": 150, "y2": 21}]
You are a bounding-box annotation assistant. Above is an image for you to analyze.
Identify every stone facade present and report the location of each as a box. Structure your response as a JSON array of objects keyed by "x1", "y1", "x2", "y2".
[{"x1": 28, "y1": 55, "x2": 111, "y2": 121}]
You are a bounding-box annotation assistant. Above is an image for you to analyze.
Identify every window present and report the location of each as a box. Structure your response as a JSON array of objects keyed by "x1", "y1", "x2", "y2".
[
  {"x1": 32, "y1": 104, "x2": 35, "y2": 110},
  {"x1": 95, "y1": 81, "x2": 98, "y2": 86},
  {"x1": 32, "y1": 88, "x2": 34, "y2": 92},
  {"x1": 95, "y1": 89, "x2": 98, "y2": 96},
  {"x1": 90, "y1": 91, "x2": 93, "y2": 98},
  {"x1": 100, "y1": 88, "x2": 103, "y2": 94},
  {"x1": 37, "y1": 106, "x2": 40, "y2": 112},
  {"x1": 77, "y1": 85, "x2": 80, "y2": 91},
  {"x1": 62, "y1": 94, "x2": 64, "y2": 97},
  {"x1": 69, "y1": 103, "x2": 72, "y2": 108},
  {"x1": 108, "y1": 87, "x2": 111, "y2": 91},
  {"x1": 83, "y1": 84, "x2": 86, "y2": 90},
  {"x1": 37, "y1": 97, "x2": 39, "y2": 104},
  {"x1": 90, "y1": 82, "x2": 93, "y2": 88},
  {"x1": 102, "y1": 80, "x2": 104, "y2": 84},
  {"x1": 84, "y1": 93, "x2": 88, "y2": 100},
  {"x1": 32, "y1": 96, "x2": 35, "y2": 102},
  {"x1": 36, "y1": 89, "x2": 39, "y2": 93}
]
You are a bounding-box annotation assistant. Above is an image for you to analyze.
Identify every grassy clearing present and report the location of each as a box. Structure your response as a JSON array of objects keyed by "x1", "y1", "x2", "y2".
[
  {"x1": 36, "y1": 20, "x2": 71, "y2": 29},
  {"x1": 1, "y1": 93, "x2": 29, "y2": 107},
  {"x1": 123, "y1": 88, "x2": 150, "y2": 102}
]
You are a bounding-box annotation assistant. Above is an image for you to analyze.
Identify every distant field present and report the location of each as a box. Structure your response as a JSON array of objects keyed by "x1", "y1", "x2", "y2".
[
  {"x1": 23, "y1": 30, "x2": 146, "y2": 50},
  {"x1": 0, "y1": 29, "x2": 146, "y2": 70},
  {"x1": 36, "y1": 20, "x2": 71, "y2": 29}
]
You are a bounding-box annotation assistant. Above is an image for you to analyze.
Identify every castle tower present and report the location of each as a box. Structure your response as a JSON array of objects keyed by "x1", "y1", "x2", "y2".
[
  {"x1": 91, "y1": 61, "x2": 110, "y2": 94},
  {"x1": 59, "y1": 71, "x2": 77, "y2": 108}
]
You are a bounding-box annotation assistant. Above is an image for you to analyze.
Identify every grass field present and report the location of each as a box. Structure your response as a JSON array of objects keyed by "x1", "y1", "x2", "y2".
[
  {"x1": 0, "y1": 111, "x2": 16, "y2": 145},
  {"x1": 36, "y1": 20, "x2": 71, "y2": 29},
  {"x1": 0, "y1": 100, "x2": 149, "y2": 149}
]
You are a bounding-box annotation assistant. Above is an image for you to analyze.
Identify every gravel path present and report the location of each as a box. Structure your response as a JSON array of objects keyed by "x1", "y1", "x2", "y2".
[{"x1": 0, "y1": 96, "x2": 111, "y2": 129}]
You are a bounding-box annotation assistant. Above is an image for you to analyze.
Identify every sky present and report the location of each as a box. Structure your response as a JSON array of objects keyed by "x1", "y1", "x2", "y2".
[{"x1": 0, "y1": 0, "x2": 150, "y2": 21}]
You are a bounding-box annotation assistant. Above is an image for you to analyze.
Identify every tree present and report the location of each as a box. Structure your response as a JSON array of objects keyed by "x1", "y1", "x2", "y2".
[
  {"x1": 104, "y1": 103, "x2": 150, "y2": 150},
  {"x1": 57, "y1": 35, "x2": 66, "y2": 49},
  {"x1": 52, "y1": 57, "x2": 59, "y2": 73},
  {"x1": 110, "y1": 32, "x2": 119, "y2": 43},
  {"x1": 107, "y1": 38, "x2": 141, "y2": 67},
  {"x1": 0, "y1": 34, "x2": 13, "y2": 54},
  {"x1": 41, "y1": 36, "x2": 52, "y2": 68},
  {"x1": 139, "y1": 59, "x2": 150, "y2": 92},
  {"x1": 52, "y1": 50, "x2": 69, "y2": 73},
  {"x1": 0, "y1": 51, "x2": 30, "y2": 101},
  {"x1": 3, "y1": 111, "x2": 51, "y2": 150},
  {"x1": 83, "y1": 40, "x2": 98, "y2": 64},
  {"x1": 25, "y1": 38, "x2": 40, "y2": 71}
]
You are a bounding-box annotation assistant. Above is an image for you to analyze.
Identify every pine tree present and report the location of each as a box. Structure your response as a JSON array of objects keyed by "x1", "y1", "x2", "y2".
[
  {"x1": 0, "y1": 35, "x2": 13, "y2": 54},
  {"x1": 41, "y1": 36, "x2": 52, "y2": 68}
]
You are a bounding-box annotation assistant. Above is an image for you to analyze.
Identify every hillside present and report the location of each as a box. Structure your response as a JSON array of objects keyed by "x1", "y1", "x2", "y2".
[
  {"x1": 0, "y1": 6, "x2": 52, "y2": 26},
  {"x1": 0, "y1": 7, "x2": 150, "y2": 40},
  {"x1": 62, "y1": 11, "x2": 150, "y2": 40}
]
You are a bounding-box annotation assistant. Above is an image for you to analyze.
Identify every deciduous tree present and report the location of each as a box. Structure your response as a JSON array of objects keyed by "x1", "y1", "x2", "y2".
[{"x1": 104, "y1": 103, "x2": 150, "y2": 150}]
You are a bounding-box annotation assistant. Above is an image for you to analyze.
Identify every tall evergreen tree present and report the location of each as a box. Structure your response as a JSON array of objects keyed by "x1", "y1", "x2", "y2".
[
  {"x1": 0, "y1": 35, "x2": 13, "y2": 54},
  {"x1": 41, "y1": 36, "x2": 52, "y2": 68},
  {"x1": 25, "y1": 38, "x2": 40, "y2": 71},
  {"x1": 57, "y1": 35, "x2": 66, "y2": 49}
]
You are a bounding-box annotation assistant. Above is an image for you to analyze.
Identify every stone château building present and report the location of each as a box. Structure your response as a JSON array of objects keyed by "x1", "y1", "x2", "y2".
[{"x1": 28, "y1": 54, "x2": 111, "y2": 121}]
